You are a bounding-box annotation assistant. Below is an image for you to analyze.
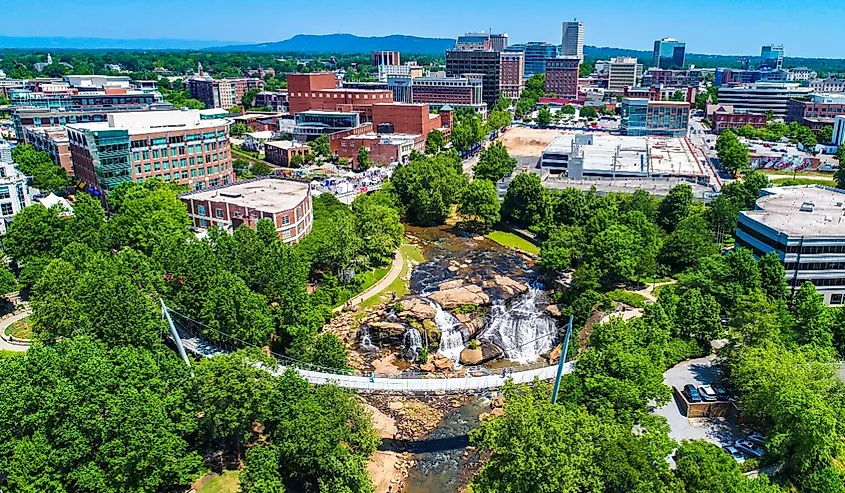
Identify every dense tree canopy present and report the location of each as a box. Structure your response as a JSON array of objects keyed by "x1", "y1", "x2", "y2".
[
  {"x1": 473, "y1": 141, "x2": 517, "y2": 183},
  {"x1": 389, "y1": 151, "x2": 467, "y2": 225}
]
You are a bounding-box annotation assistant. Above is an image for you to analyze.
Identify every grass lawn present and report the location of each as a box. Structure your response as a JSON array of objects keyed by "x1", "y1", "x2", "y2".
[
  {"x1": 0, "y1": 350, "x2": 23, "y2": 358},
  {"x1": 760, "y1": 169, "x2": 835, "y2": 178},
  {"x1": 357, "y1": 243, "x2": 424, "y2": 313},
  {"x1": 330, "y1": 265, "x2": 391, "y2": 310},
  {"x1": 486, "y1": 230, "x2": 541, "y2": 255},
  {"x1": 197, "y1": 470, "x2": 240, "y2": 493},
  {"x1": 5, "y1": 316, "x2": 32, "y2": 340},
  {"x1": 771, "y1": 177, "x2": 835, "y2": 187}
]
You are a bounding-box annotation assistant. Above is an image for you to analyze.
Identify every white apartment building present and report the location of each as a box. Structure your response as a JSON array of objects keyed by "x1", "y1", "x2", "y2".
[
  {"x1": 608, "y1": 57, "x2": 643, "y2": 95},
  {"x1": 736, "y1": 185, "x2": 845, "y2": 305},
  {"x1": 717, "y1": 82, "x2": 813, "y2": 119},
  {"x1": 786, "y1": 67, "x2": 817, "y2": 81},
  {"x1": 561, "y1": 21, "x2": 584, "y2": 61},
  {"x1": 0, "y1": 141, "x2": 32, "y2": 234},
  {"x1": 810, "y1": 77, "x2": 845, "y2": 93}
]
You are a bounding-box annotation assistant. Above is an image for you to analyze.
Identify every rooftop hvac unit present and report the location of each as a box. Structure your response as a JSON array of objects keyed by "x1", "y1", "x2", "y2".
[{"x1": 799, "y1": 201, "x2": 815, "y2": 212}]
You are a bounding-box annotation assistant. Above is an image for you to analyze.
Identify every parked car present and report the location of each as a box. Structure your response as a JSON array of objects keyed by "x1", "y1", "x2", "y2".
[
  {"x1": 683, "y1": 384, "x2": 702, "y2": 403},
  {"x1": 698, "y1": 385, "x2": 718, "y2": 402},
  {"x1": 712, "y1": 385, "x2": 730, "y2": 401},
  {"x1": 734, "y1": 439, "x2": 764, "y2": 458},
  {"x1": 723, "y1": 445, "x2": 746, "y2": 463},
  {"x1": 747, "y1": 432, "x2": 766, "y2": 446}
]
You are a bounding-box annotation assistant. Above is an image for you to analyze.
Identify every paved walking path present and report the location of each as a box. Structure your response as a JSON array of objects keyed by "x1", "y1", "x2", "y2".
[
  {"x1": 333, "y1": 249, "x2": 404, "y2": 313},
  {"x1": 0, "y1": 311, "x2": 32, "y2": 352}
]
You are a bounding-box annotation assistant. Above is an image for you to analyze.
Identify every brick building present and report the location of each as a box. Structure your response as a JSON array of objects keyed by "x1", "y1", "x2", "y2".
[
  {"x1": 287, "y1": 73, "x2": 392, "y2": 120},
  {"x1": 499, "y1": 52, "x2": 524, "y2": 99},
  {"x1": 187, "y1": 77, "x2": 265, "y2": 110},
  {"x1": 372, "y1": 51, "x2": 400, "y2": 66},
  {"x1": 786, "y1": 93, "x2": 845, "y2": 129},
  {"x1": 67, "y1": 109, "x2": 233, "y2": 193},
  {"x1": 707, "y1": 104, "x2": 767, "y2": 133},
  {"x1": 264, "y1": 140, "x2": 312, "y2": 167},
  {"x1": 22, "y1": 126, "x2": 73, "y2": 174},
  {"x1": 180, "y1": 177, "x2": 312, "y2": 244},
  {"x1": 545, "y1": 57, "x2": 580, "y2": 99}
]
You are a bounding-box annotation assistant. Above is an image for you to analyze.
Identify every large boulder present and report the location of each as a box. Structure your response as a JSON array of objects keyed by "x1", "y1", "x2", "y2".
[
  {"x1": 438, "y1": 279, "x2": 465, "y2": 291},
  {"x1": 458, "y1": 313, "x2": 486, "y2": 341},
  {"x1": 429, "y1": 284, "x2": 490, "y2": 310},
  {"x1": 460, "y1": 347, "x2": 484, "y2": 365},
  {"x1": 549, "y1": 344, "x2": 563, "y2": 364},
  {"x1": 431, "y1": 353, "x2": 455, "y2": 372},
  {"x1": 399, "y1": 298, "x2": 437, "y2": 320},
  {"x1": 368, "y1": 321, "x2": 407, "y2": 337},
  {"x1": 545, "y1": 304, "x2": 563, "y2": 318},
  {"x1": 492, "y1": 275, "x2": 529, "y2": 298}
]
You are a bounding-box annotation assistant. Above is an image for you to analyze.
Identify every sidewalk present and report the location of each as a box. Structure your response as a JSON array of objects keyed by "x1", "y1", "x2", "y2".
[{"x1": 333, "y1": 250, "x2": 404, "y2": 313}]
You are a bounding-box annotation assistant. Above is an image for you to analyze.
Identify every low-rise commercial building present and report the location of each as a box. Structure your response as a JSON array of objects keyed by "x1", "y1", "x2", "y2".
[
  {"x1": 641, "y1": 68, "x2": 702, "y2": 87},
  {"x1": 809, "y1": 77, "x2": 845, "y2": 93},
  {"x1": 293, "y1": 110, "x2": 361, "y2": 141},
  {"x1": 545, "y1": 57, "x2": 580, "y2": 99},
  {"x1": 254, "y1": 91, "x2": 288, "y2": 112},
  {"x1": 540, "y1": 133, "x2": 704, "y2": 179},
  {"x1": 335, "y1": 133, "x2": 419, "y2": 168},
  {"x1": 66, "y1": 109, "x2": 233, "y2": 194},
  {"x1": 707, "y1": 104, "x2": 767, "y2": 133},
  {"x1": 621, "y1": 99, "x2": 690, "y2": 137},
  {"x1": 180, "y1": 177, "x2": 312, "y2": 244},
  {"x1": 264, "y1": 140, "x2": 312, "y2": 167},
  {"x1": 786, "y1": 93, "x2": 845, "y2": 129},
  {"x1": 735, "y1": 185, "x2": 845, "y2": 305},
  {"x1": 717, "y1": 82, "x2": 813, "y2": 119},
  {"x1": 286, "y1": 73, "x2": 393, "y2": 121}
]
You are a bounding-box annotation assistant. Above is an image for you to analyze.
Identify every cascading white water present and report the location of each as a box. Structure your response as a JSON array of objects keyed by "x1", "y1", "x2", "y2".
[
  {"x1": 403, "y1": 327, "x2": 423, "y2": 360},
  {"x1": 360, "y1": 326, "x2": 378, "y2": 352},
  {"x1": 429, "y1": 300, "x2": 464, "y2": 364},
  {"x1": 480, "y1": 287, "x2": 558, "y2": 365}
]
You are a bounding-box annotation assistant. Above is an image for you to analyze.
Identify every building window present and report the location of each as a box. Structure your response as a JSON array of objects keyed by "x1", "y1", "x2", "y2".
[
  {"x1": 197, "y1": 205, "x2": 207, "y2": 215},
  {"x1": 142, "y1": 151, "x2": 150, "y2": 159},
  {"x1": 282, "y1": 215, "x2": 290, "y2": 225},
  {"x1": 200, "y1": 219, "x2": 208, "y2": 228},
  {"x1": 215, "y1": 208, "x2": 223, "y2": 219},
  {"x1": 135, "y1": 165, "x2": 142, "y2": 174},
  {"x1": 282, "y1": 229, "x2": 292, "y2": 239},
  {"x1": 144, "y1": 164, "x2": 151, "y2": 172},
  {"x1": 832, "y1": 294, "x2": 844, "y2": 305},
  {"x1": 0, "y1": 203, "x2": 13, "y2": 216}
]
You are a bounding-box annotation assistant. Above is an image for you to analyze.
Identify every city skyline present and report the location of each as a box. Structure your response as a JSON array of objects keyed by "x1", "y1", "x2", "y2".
[{"x1": 2, "y1": 0, "x2": 844, "y2": 58}]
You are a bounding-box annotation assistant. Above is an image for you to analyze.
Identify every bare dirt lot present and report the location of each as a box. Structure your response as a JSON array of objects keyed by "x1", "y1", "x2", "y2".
[{"x1": 499, "y1": 127, "x2": 561, "y2": 157}]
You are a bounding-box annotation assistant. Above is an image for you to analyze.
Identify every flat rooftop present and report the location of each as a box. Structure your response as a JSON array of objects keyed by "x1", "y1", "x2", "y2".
[
  {"x1": 543, "y1": 134, "x2": 704, "y2": 177},
  {"x1": 66, "y1": 109, "x2": 230, "y2": 134},
  {"x1": 742, "y1": 185, "x2": 845, "y2": 238},
  {"x1": 265, "y1": 140, "x2": 309, "y2": 150},
  {"x1": 182, "y1": 178, "x2": 310, "y2": 213}
]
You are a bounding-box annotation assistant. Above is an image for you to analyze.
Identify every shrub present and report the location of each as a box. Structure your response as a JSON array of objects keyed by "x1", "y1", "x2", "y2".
[
  {"x1": 468, "y1": 339, "x2": 480, "y2": 350},
  {"x1": 663, "y1": 337, "x2": 707, "y2": 368},
  {"x1": 606, "y1": 289, "x2": 648, "y2": 309}
]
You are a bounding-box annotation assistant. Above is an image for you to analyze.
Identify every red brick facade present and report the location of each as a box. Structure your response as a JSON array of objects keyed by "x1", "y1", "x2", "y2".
[
  {"x1": 545, "y1": 57, "x2": 580, "y2": 99},
  {"x1": 709, "y1": 105, "x2": 767, "y2": 133},
  {"x1": 264, "y1": 141, "x2": 312, "y2": 167},
  {"x1": 287, "y1": 73, "x2": 392, "y2": 120}
]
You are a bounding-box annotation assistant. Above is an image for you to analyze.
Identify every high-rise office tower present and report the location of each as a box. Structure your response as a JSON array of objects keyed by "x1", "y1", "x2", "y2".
[
  {"x1": 653, "y1": 38, "x2": 686, "y2": 69},
  {"x1": 561, "y1": 21, "x2": 584, "y2": 61},
  {"x1": 760, "y1": 45, "x2": 784, "y2": 70}
]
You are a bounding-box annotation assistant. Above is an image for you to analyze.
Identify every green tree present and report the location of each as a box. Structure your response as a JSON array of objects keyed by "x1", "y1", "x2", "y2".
[
  {"x1": 3, "y1": 203, "x2": 66, "y2": 264},
  {"x1": 251, "y1": 161, "x2": 272, "y2": 176},
  {"x1": 716, "y1": 130, "x2": 750, "y2": 175},
  {"x1": 659, "y1": 216, "x2": 719, "y2": 272},
  {"x1": 354, "y1": 202, "x2": 403, "y2": 266},
  {"x1": 819, "y1": 125, "x2": 834, "y2": 144},
  {"x1": 587, "y1": 224, "x2": 643, "y2": 284},
  {"x1": 241, "y1": 88, "x2": 261, "y2": 109},
  {"x1": 356, "y1": 145, "x2": 370, "y2": 170},
  {"x1": 425, "y1": 129, "x2": 446, "y2": 154},
  {"x1": 458, "y1": 179, "x2": 501, "y2": 231},
  {"x1": 706, "y1": 194, "x2": 740, "y2": 237},
  {"x1": 792, "y1": 281, "x2": 834, "y2": 349},
  {"x1": 289, "y1": 154, "x2": 305, "y2": 167},
  {"x1": 670, "y1": 90, "x2": 686, "y2": 102},
  {"x1": 502, "y1": 172, "x2": 547, "y2": 227},
  {"x1": 231, "y1": 122, "x2": 249, "y2": 136},
  {"x1": 487, "y1": 108, "x2": 512, "y2": 131},
  {"x1": 536, "y1": 105, "x2": 552, "y2": 127},
  {"x1": 674, "y1": 440, "x2": 782, "y2": 493},
  {"x1": 658, "y1": 183, "x2": 694, "y2": 232},
  {"x1": 30, "y1": 161, "x2": 72, "y2": 194},
  {"x1": 473, "y1": 141, "x2": 517, "y2": 182},
  {"x1": 390, "y1": 152, "x2": 466, "y2": 225},
  {"x1": 579, "y1": 106, "x2": 598, "y2": 119},
  {"x1": 265, "y1": 371, "x2": 379, "y2": 492},
  {"x1": 241, "y1": 444, "x2": 286, "y2": 493},
  {"x1": 675, "y1": 288, "x2": 723, "y2": 342},
  {"x1": 309, "y1": 134, "x2": 331, "y2": 158},
  {"x1": 560, "y1": 104, "x2": 576, "y2": 115},
  {"x1": 201, "y1": 271, "x2": 275, "y2": 346},
  {"x1": 105, "y1": 179, "x2": 191, "y2": 254},
  {"x1": 757, "y1": 251, "x2": 789, "y2": 301},
  {"x1": 539, "y1": 225, "x2": 584, "y2": 272}
]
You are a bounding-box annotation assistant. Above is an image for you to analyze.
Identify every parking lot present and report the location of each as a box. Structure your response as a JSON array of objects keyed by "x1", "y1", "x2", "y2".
[{"x1": 653, "y1": 357, "x2": 744, "y2": 452}]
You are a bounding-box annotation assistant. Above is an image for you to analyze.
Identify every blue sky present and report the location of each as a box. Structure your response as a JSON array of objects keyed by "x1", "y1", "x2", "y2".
[{"x1": 3, "y1": 0, "x2": 844, "y2": 58}]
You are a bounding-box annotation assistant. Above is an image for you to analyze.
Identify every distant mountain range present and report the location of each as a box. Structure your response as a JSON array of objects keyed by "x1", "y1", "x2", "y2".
[
  {"x1": 0, "y1": 36, "x2": 240, "y2": 51},
  {"x1": 208, "y1": 34, "x2": 457, "y2": 54}
]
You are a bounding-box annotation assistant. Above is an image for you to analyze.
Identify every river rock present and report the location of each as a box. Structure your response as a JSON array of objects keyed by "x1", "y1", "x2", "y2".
[
  {"x1": 459, "y1": 314, "x2": 486, "y2": 341},
  {"x1": 420, "y1": 362, "x2": 435, "y2": 372},
  {"x1": 398, "y1": 298, "x2": 437, "y2": 320},
  {"x1": 491, "y1": 395, "x2": 504, "y2": 408},
  {"x1": 431, "y1": 353, "x2": 455, "y2": 372},
  {"x1": 369, "y1": 321, "x2": 406, "y2": 337},
  {"x1": 545, "y1": 304, "x2": 563, "y2": 318},
  {"x1": 492, "y1": 275, "x2": 529, "y2": 298},
  {"x1": 438, "y1": 279, "x2": 465, "y2": 291},
  {"x1": 429, "y1": 284, "x2": 490, "y2": 310},
  {"x1": 549, "y1": 344, "x2": 563, "y2": 364},
  {"x1": 459, "y1": 347, "x2": 484, "y2": 365}
]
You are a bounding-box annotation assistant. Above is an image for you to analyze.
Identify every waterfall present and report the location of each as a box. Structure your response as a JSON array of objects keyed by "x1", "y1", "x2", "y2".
[
  {"x1": 359, "y1": 326, "x2": 378, "y2": 352},
  {"x1": 403, "y1": 327, "x2": 422, "y2": 361},
  {"x1": 429, "y1": 300, "x2": 464, "y2": 364},
  {"x1": 480, "y1": 288, "x2": 558, "y2": 364}
]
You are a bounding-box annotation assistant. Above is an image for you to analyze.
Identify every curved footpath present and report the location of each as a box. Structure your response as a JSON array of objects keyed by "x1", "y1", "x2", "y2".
[
  {"x1": 0, "y1": 311, "x2": 31, "y2": 352},
  {"x1": 333, "y1": 249, "x2": 404, "y2": 313}
]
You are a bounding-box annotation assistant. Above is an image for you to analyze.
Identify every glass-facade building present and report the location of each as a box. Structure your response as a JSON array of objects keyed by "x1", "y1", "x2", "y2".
[
  {"x1": 506, "y1": 42, "x2": 560, "y2": 77},
  {"x1": 760, "y1": 45, "x2": 784, "y2": 70},
  {"x1": 652, "y1": 38, "x2": 686, "y2": 69},
  {"x1": 621, "y1": 98, "x2": 690, "y2": 137}
]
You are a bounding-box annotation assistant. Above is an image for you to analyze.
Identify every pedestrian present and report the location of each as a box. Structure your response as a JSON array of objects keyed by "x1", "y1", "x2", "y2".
[
  {"x1": 508, "y1": 368, "x2": 513, "y2": 377},
  {"x1": 370, "y1": 373, "x2": 376, "y2": 383},
  {"x1": 501, "y1": 368, "x2": 507, "y2": 378},
  {"x1": 392, "y1": 433, "x2": 396, "y2": 441},
  {"x1": 392, "y1": 291, "x2": 397, "y2": 301}
]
